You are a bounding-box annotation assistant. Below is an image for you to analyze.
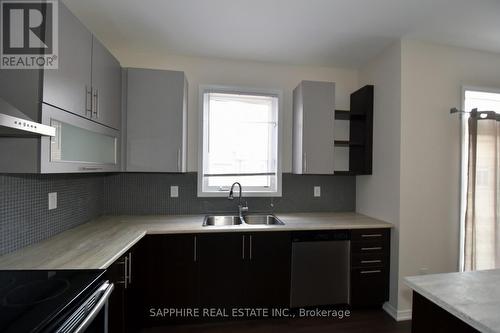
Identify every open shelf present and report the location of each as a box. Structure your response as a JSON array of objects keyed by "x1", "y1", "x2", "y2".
[
  {"x1": 333, "y1": 170, "x2": 355, "y2": 175},
  {"x1": 335, "y1": 109, "x2": 367, "y2": 120},
  {"x1": 335, "y1": 110, "x2": 351, "y2": 120},
  {"x1": 333, "y1": 85, "x2": 374, "y2": 175},
  {"x1": 334, "y1": 140, "x2": 364, "y2": 147}
]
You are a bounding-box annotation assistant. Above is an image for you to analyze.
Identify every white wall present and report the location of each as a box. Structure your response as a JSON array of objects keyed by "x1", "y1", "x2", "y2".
[
  {"x1": 398, "y1": 39, "x2": 500, "y2": 312},
  {"x1": 118, "y1": 40, "x2": 500, "y2": 318},
  {"x1": 358, "y1": 39, "x2": 500, "y2": 318},
  {"x1": 117, "y1": 52, "x2": 359, "y2": 172},
  {"x1": 357, "y1": 42, "x2": 402, "y2": 313}
]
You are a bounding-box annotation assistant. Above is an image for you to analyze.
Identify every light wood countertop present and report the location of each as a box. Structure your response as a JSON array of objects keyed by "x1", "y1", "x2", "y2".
[{"x1": 0, "y1": 212, "x2": 392, "y2": 270}]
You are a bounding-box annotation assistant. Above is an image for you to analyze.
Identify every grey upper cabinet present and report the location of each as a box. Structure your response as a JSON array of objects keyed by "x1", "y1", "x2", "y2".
[
  {"x1": 44, "y1": 3, "x2": 121, "y2": 130},
  {"x1": 91, "y1": 36, "x2": 122, "y2": 129},
  {"x1": 125, "y1": 68, "x2": 188, "y2": 172},
  {"x1": 0, "y1": 1, "x2": 122, "y2": 173},
  {"x1": 292, "y1": 80, "x2": 335, "y2": 174},
  {"x1": 42, "y1": 3, "x2": 92, "y2": 118}
]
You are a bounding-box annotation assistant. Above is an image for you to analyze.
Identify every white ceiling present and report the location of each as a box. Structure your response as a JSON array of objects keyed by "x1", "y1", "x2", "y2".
[{"x1": 63, "y1": 0, "x2": 500, "y2": 68}]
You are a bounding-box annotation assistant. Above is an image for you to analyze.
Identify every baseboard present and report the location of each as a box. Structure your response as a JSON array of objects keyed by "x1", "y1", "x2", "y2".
[{"x1": 383, "y1": 302, "x2": 412, "y2": 321}]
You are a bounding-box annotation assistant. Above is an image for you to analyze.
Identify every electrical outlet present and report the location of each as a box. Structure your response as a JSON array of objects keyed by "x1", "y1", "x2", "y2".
[
  {"x1": 48, "y1": 192, "x2": 57, "y2": 210},
  {"x1": 314, "y1": 186, "x2": 321, "y2": 197},
  {"x1": 170, "y1": 186, "x2": 179, "y2": 198},
  {"x1": 419, "y1": 268, "x2": 429, "y2": 275}
]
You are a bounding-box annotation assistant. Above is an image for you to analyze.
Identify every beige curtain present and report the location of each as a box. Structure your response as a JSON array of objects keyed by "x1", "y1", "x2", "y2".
[{"x1": 464, "y1": 112, "x2": 500, "y2": 271}]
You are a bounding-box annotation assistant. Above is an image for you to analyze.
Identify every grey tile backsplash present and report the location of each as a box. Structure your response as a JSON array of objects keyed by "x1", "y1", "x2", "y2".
[
  {"x1": 104, "y1": 173, "x2": 355, "y2": 215},
  {"x1": 0, "y1": 174, "x2": 106, "y2": 256},
  {"x1": 0, "y1": 172, "x2": 355, "y2": 256}
]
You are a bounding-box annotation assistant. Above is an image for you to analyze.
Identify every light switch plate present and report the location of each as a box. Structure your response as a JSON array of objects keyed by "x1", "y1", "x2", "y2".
[
  {"x1": 314, "y1": 186, "x2": 321, "y2": 197},
  {"x1": 170, "y1": 186, "x2": 179, "y2": 198},
  {"x1": 48, "y1": 192, "x2": 57, "y2": 210}
]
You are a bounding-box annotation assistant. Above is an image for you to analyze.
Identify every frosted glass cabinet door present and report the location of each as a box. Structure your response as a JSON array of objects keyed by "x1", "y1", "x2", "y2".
[
  {"x1": 50, "y1": 120, "x2": 116, "y2": 164},
  {"x1": 41, "y1": 104, "x2": 120, "y2": 173}
]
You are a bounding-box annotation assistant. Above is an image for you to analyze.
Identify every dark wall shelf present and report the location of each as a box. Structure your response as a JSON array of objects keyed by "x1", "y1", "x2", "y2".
[
  {"x1": 334, "y1": 110, "x2": 350, "y2": 120},
  {"x1": 333, "y1": 85, "x2": 374, "y2": 176},
  {"x1": 349, "y1": 85, "x2": 373, "y2": 175},
  {"x1": 334, "y1": 140, "x2": 364, "y2": 147}
]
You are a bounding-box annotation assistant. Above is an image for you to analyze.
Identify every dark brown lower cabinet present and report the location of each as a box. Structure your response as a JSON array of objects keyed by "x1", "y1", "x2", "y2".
[
  {"x1": 142, "y1": 234, "x2": 198, "y2": 326},
  {"x1": 197, "y1": 232, "x2": 292, "y2": 310},
  {"x1": 141, "y1": 232, "x2": 291, "y2": 325},
  {"x1": 106, "y1": 241, "x2": 143, "y2": 333},
  {"x1": 350, "y1": 228, "x2": 390, "y2": 307},
  {"x1": 197, "y1": 233, "x2": 247, "y2": 310},
  {"x1": 197, "y1": 232, "x2": 292, "y2": 309},
  {"x1": 245, "y1": 232, "x2": 291, "y2": 307},
  {"x1": 106, "y1": 228, "x2": 390, "y2": 331},
  {"x1": 412, "y1": 292, "x2": 478, "y2": 333}
]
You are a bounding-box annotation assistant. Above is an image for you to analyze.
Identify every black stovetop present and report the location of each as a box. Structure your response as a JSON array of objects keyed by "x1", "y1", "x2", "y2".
[{"x1": 0, "y1": 270, "x2": 105, "y2": 333}]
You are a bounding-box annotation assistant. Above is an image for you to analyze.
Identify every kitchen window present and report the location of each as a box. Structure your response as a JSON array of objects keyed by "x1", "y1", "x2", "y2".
[{"x1": 198, "y1": 86, "x2": 282, "y2": 197}]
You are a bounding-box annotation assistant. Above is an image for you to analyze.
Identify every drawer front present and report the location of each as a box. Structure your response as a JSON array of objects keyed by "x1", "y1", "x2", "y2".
[
  {"x1": 351, "y1": 240, "x2": 388, "y2": 254},
  {"x1": 350, "y1": 267, "x2": 389, "y2": 306},
  {"x1": 351, "y1": 229, "x2": 389, "y2": 242},
  {"x1": 351, "y1": 253, "x2": 386, "y2": 268}
]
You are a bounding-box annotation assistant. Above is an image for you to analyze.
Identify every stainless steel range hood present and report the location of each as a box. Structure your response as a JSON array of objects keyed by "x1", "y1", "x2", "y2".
[{"x1": 0, "y1": 97, "x2": 55, "y2": 137}]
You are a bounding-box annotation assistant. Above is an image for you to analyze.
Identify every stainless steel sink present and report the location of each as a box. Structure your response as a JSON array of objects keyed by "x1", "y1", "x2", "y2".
[
  {"x1": 203, "y1": 215, "x2": 242, "y2": 226},
  {"x1": 202, "y1": 214, "x2": 285, "y2": 226},
  {"x1": 244, "y1": 214, "x2": 285, "y2": 225}
]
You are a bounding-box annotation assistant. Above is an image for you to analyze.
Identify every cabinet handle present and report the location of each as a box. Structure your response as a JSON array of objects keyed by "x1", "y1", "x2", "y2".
[
  {"x1": 79, "y1": 167, "x2": 103, "y2": 171},
  {"x1": 361, "y1": 246, "x2": 382, "y2": 251},
  {"x1": 249, "y1": 235, "x2": 253, "y2": 260},
  {"x1": 361, "y1": 234, "x2": 382, "y2": 238},
  {"x1": 92, "y1": 88, "x2": 99, "y2": 118},
  {"x1": 242, "y1": 235, "x2": 245, "y2": 260},
  {"x1": 361, "y1": 260, "x2": 382, "y2": 264},
  {"x1": 303, "y1": 153, "x2": 307, "y2": 173},
  {"x1": 177, "y1": 148, "x2": 182, "y2": 172},
  {"x1": 116, "y1": 257, "x2": 128, "y2": 289},
  {"x1": 85, "y1": 85, "x2": 92, "y2": 117},
  {"x1": 128, "y1": 252, "x2": 132, "y2": 284},
  {"x1": 193, "y1": 236, "x2": 197, "y2": 262},
  {"x1": 360, "y1": 270, "x2": 381, "y2": 274}
]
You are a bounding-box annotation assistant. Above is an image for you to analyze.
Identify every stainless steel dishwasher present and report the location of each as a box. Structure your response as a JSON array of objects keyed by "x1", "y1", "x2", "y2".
[{"x1": 290, "y1": 230, "x2": 350, "y2": 308}]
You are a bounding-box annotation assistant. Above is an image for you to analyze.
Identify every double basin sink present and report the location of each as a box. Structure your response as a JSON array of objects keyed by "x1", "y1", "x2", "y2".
[{"x1": 203, "y1": 214, "x2": 285, "y2": 227}]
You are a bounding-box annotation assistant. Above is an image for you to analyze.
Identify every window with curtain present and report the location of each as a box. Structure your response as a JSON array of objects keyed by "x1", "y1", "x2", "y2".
[
  {"x1": 462, "y1": 89, "x2": 500, "y2": 271},
  {"x1": 199, "y1": 86, "x2": 281, "y2": 196}
]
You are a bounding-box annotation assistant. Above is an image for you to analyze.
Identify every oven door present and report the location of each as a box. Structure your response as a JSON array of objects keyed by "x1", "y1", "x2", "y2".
[{"x1": 55, "y1": 281, "x2": 114, "y2": 333}]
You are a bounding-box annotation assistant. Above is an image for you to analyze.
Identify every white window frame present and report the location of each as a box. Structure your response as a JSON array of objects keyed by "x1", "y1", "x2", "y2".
[
  {"x1": 459, "y1": 85, "x2": 500, "y2": 271},
  {"x1": 197, "y1": 84, "x2": 283, "y2": 197}
]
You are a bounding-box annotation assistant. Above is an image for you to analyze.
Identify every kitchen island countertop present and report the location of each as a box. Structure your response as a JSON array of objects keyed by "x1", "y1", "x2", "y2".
[{"x1": 406, "y1": 269, "x2": 500, "y2": 333}]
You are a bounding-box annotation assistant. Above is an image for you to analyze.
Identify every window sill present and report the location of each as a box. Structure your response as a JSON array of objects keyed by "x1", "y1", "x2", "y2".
[{"x1": 197, "y1": 190, "x2": 282, "y2": 198}]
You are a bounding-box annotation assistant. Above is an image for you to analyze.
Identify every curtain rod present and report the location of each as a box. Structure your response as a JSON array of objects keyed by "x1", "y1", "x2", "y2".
[
  {"x1": 450, "y1": 108, "x2": 500, "y2": 120},
  {"x1": 450, "y1": 108, "x2": 478, "y2": 114}
]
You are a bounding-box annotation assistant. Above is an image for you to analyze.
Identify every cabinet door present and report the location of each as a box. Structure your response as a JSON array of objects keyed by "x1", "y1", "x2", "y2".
[
  {"x1": 143, "y1": 235, "x2": 198, "y2": 325},
  {"x1": 106, "y1": 254, "x2": 127, "y2": 333},
  {"x1": 126, "y1": 244, "x2": 144, "y2": 332},
  {"x1": 43, "y1": 2, "x2": 92, "y2": 117},
  {"x1": 91, "y1": 36, "x2": 121, "y2": 129},
  {"x1": 198, "y1": 233, "x2": 246, "y2": 310},
  {"x1": 302, "y1": 81, "x2": 335, "y2": 174},
  {"x1": 246, "y1": 232, "x2": 291, "y2": 307},
  {"x1": 126, "y1": 68, "x2": 187, "y2": 172}
]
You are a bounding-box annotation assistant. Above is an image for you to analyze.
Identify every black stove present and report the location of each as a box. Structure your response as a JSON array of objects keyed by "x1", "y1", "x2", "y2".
[{"x1": 0, "y1": 270, "x2": 107, "y2": 333}]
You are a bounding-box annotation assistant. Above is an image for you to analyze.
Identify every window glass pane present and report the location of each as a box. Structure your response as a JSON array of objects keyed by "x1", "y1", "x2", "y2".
[
  {"x1": 464, "y1": 90, "x2": 500, "y2": 112},
  {"x1": 203, "y1": 91, "x2": 279, "y2": 191}
]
